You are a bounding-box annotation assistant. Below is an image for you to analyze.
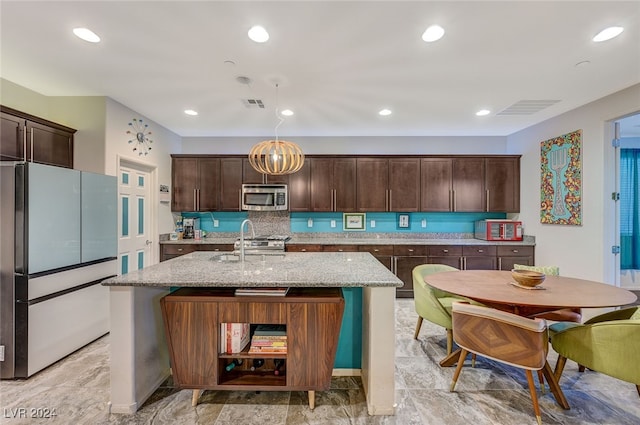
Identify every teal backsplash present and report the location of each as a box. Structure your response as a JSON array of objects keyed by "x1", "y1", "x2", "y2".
[{"x1": 180, "y1": 211, "x2": 507, "y2": 234}]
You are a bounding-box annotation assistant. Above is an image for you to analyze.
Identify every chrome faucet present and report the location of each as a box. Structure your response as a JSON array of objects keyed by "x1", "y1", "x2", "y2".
[{"x1": 239, "y1": 219, "x2": 255, "y2": 262}]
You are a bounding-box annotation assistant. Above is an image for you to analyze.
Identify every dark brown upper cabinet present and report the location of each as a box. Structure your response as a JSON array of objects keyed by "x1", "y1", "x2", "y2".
[
  {"x1": 171, "y1": 156, "x2": 220, "y2": 212},
  {"x1": 309, "y1": 157, "x2": 357, "y2": 212},
  {"x1": 1, "y1": 106, "x2": 75, "y2": 169},
  {"x1": 485, "y1": 157, "x2": 520, "y2": 213}
]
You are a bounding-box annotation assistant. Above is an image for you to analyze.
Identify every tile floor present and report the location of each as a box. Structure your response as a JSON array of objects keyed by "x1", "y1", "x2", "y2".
[{"x1": 1, "y1": 299, "x2": 639, "y2": 424}]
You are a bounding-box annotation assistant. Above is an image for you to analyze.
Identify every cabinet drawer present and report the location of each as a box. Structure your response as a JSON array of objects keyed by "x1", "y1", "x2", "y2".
[
  {"x1": 286, "y1": 244, "x2": 322, "y2": 252},
  {"x1": 161, "y1": 244, "x2": 197, "y2": 255},
  {"x1": 497, "y1": 246, "x2": 534, "y2": 257},
  {"x1": 428, "y1": 245, "x2": 462, "y2": 256},
  {"x1": 394, "y1": 245, "x2": 428, "y2": 256},
  {"x1": 358, "y1": 245, "x2": 394, "y2": 256},
  {"x1": 462, "y1": 245, "x2": 497, "y2": 256},
  {"x1": 322, "y1": 245, "x2": 359, "y2": 252},
  {"x1": 218, "y1": 302, "x2": 286, "y2": 323},
  {"x1": 198, "y1": 244, "x2": 234, "y2": 252}
]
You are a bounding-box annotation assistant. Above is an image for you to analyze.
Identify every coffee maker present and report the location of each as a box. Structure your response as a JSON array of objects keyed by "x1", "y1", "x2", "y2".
[{"x1": 183, "y1": 218, "x2": 200, "y2": 239}]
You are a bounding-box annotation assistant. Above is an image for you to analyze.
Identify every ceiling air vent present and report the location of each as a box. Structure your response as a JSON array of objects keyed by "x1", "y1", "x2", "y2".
[
  {"x1": 497, "y1": 100, "x2": 561, "y2": 115},
  {"x1": 242, "y1": 99, "x2": 265, "y2": 109}
]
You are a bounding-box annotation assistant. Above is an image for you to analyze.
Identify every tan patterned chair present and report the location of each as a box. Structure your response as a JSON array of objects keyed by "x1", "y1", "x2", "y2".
[{"x1": 450, "y1": 302, "x2": 566, "y2": 425}]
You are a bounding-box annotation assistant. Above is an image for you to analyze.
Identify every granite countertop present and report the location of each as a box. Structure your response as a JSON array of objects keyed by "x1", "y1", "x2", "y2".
[
  {"x1": 102, "y1": 251, "x2": 403, "y2": 288},
  {"x1": 159, "y1": 234, "x2": 535, "y2": 246}
]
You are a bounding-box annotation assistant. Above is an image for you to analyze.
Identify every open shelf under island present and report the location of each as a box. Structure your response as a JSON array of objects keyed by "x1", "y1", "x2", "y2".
[{"x1": 102, "y1": 251, "x2": 403, "y2": 416}]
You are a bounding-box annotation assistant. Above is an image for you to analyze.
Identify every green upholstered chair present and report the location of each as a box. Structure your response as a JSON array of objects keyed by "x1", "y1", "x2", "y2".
[
  {"x1": 550, "y1": 306, "x2": 640, "y2": 397},
  {"x1": 412, "y1": 264, "x2": 476, "y2": 355},
  {"x1": 513, "y1": 264, "x2": 582, "y2": 323}
]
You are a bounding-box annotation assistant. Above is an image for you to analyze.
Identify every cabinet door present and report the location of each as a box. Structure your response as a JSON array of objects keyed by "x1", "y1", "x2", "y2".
[
  {"x1": 197, "y1": 158, "x2": 220, "y2": 211},
  {"x1": 309, "y1": 158, "x2": 333, "y2": 211},
  {"x1": 452, "y1": 158, "x2": 485, "y2": 212},
  {"x1": 172, "y1": 157, "x2": 199, "y2": 211},
  {"x1": 462, "y1": 245, "x2": 497, "y2": 270},
  {"x1": 421, "y1": 158, "x2": 453, "y2": 211},
  {"x1": 220, "y1": 158, "x2": 243, "y2": 211},
  {"x1": 333, "y1": 158, "x2": 357, "y2": 212},
  {"x1": 27, "y1": 121, "x2": 74, "y2": 168},
  {"x1": 288, "y1": 161, "x2": 310, "y2": 211},
  {"x1": 242, "y1": 158, "x2": 290, "y2": 185},
  {"x1": 161, "y1": 300, "x2": 219, "y2": 387},
  {"x1": 1, "y1": 112, "x2": 24, "y2": 161},
  {"x1": 389, "y1": 158, "x2": 420, "y2": 212},
  {"x1": 395, "y1": 256, "x2": 428, "y2": 298},
  {"x1": 486, "y1": 157, "x2": 520, "y2": 212},
  {"x1": 497, "y1": 246, "x2": 534, "y2": 270},
  {"x1": 356, "y1": 158, "x2": 388, "y2": 211}
]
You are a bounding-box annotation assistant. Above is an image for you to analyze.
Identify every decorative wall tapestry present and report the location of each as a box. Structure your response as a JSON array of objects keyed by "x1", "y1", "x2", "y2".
[{"x1": 540, "y1": 129, "x2": 582, "y2": 225}]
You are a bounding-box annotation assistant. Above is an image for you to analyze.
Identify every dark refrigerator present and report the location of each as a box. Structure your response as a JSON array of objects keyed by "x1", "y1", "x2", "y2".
[{"x1": 1, "y1": 162, "x2": 117, "y2": 379}]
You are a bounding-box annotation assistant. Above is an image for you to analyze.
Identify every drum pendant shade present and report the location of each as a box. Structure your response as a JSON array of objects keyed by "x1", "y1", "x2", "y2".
[{"x1": 248, "y1": 139, "x2": 304, "y2": 175}]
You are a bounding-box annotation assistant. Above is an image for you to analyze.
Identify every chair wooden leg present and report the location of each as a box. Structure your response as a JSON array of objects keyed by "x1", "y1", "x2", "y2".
[
  {"x1": 636, "y1": 385, "x2": 640, "y2": 398},
  {"x1": 554, "y1": 356, "x2": 567, "y2": 381},
  {"x1": 578, "y1": 364, "x2": 586, "y2": 372},
  {"x1": 471, "y1": 353, "x2": 477, "y2": 368},
  {"x1": 525, "y1": 370, "x2": 543, "y2": 425},
  {"x1": 446, "y1": 329, "x2": 453, "y2": 355},
  {"x1": 537, "y1": 370, "x2": 545, "y2": 394},
  {"x1": 450, "y1": 348, "x2": 469, "y2": 391},
  {"x1": 414, "y1": 317, "x2": 423, "y2": 339}
]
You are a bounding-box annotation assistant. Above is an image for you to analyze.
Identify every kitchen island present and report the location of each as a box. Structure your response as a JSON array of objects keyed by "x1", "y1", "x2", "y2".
[{"x1": 102, "y1": 251, "x2": 402, "y2": 416}]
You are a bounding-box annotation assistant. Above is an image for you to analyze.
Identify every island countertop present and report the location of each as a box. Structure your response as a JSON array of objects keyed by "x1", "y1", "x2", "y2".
[{"x1": 102, "y1": 251, "x2": 403, "y2": 288}]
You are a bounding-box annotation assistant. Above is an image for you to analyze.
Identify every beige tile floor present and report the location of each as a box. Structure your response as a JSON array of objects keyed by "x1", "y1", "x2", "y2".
[{"x1": 1, "y1": 299, "x2": 639, "y2": 424}]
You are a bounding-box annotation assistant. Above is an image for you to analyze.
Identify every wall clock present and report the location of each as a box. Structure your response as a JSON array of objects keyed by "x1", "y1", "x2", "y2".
[{"x1": 126, "y1": 118, "x2": 153, "y2": 156}]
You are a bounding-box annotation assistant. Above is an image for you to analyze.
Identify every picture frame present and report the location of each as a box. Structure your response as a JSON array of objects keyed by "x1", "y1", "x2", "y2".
[{"x1": 343, "y1": 213, "x2": 366, "y2": 231}]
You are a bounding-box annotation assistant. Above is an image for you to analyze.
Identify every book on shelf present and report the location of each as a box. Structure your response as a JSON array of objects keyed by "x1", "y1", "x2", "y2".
[
  {"x1": 220, "y1": 323, "x2": 250, "y2": 354},
  {"x1": 253, "y1": 324, "x2": 286, "y2": 336},
  {"x1": 248, "y1": 345, "x2": 287, "y2": 354},
  {"x1": 235, "y1": 287, "x2": 290, "y2": 297}
]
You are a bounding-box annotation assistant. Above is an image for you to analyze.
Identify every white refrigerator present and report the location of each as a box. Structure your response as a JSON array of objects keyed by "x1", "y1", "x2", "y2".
[{"x1": 0, "y1": 162, "x2": 117, "y2": 379}]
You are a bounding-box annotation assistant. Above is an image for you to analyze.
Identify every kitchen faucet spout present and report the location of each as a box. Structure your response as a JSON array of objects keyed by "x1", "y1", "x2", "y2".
[{"x1": 239, "y1": 219, "x2": 255, "y2": 262}]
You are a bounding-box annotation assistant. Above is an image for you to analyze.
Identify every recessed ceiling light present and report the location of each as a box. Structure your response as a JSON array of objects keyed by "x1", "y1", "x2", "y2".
[
  {"x1": 422, "y1": 25, "x2": 445, "y2": 42},
  {"x1": 592, "y1": 26, "x2": 624, "y2": 42},
  {"x1": 281, "y1": 109, "x2": 294, "y2": 116},
  {"x1": 184, "y1": 110, "x2": 198, "y2": 116},
  {"x1": 379, "y1": 109, "x2": 392, "y2": 116},
  {"x1": 73, "y1": 27, "x2": 100, "y2": 43},
  {"x1": 476, "y1": 109, "x2": 491, "y2": 116},
  {"x1": 248, "y1": 25, "x2": 269, "y2": 43}
]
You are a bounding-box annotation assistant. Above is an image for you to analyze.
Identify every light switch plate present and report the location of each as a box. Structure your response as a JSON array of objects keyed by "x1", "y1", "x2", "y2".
[
  {"x1": 421, "y1": 219, "x2": 427, "y2": 228},
  {"x1": 370, "y1": 220, "x2": 376, "y2": 228},
  {"x1": 397, "y1": 213, "x2": 410, "y2": 228},
  {"x1": 213, "y1": 219, "x2": 219, "y2": 227},
  {"x1": 307, "y1": 218, "x2": 313, "y2": 227},
  {"x1": 330, "y1": 220, "x2": 336, "y2": 228}
]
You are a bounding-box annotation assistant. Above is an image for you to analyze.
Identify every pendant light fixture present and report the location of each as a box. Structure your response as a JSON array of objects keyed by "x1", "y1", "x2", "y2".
[{"x1": 248, "y1": 84, "x2": 304, "y2": 175}]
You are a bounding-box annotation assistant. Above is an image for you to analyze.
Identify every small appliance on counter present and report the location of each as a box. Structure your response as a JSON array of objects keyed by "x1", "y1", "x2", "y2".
[
  {"x1": 475, "y1": 219, "x2": 523, "y2": 241},
  {"x1": 183, "y1": 218, "x2": 200, "y2": 239},
  {"x1": 233, "y1": 235, "x2": 291, "y2": 253}
]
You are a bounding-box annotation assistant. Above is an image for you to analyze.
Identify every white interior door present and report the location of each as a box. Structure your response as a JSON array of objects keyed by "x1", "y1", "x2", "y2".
[{"x1": 118, "y1": 163, "x2": 153, "y2": 274}]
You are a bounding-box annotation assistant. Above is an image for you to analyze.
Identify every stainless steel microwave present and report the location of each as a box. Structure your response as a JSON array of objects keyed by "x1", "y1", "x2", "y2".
[{"x1": 241, "y1": 184, "x2": 288, "y2": 211}]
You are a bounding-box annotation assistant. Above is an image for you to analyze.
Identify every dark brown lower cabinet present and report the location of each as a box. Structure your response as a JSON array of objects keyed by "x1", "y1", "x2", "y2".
[
  {"x1": 394, "y1": 245, "x2": 429, "y2": 298},
  {"x1": 497, "y1": 246, "x2": 535, "y2": 270},
  {"x1": 160, "y1": 287, "x2": 345, "y2": 405},
  {"x1": 160, "y1": 243, "x2": 234, "y2": 262},
  {"x1": 358, "y1": 245, "x2": 394, "y2": 271}
]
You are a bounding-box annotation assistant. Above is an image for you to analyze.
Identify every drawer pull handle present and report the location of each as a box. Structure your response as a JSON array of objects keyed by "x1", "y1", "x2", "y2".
[
  {"x1": 373, "y1": 249, "x2": 379, "y2": 252},
  {"x1": 338, "y1": 249, "x2": 344, "y2": 252},
  {"x1": 408, "y1": 249, "x2": 414, "y2": 252},
  {"x1": 512, "y1": 249, "x2": 519, "y2": 253},
  {"x1": 301, "y1": 249, "x2": 307, "y2": 252},
  {"x1": 178, "y1": 248, "x2": 183, "y2": 252},
  {"x1": 443, "y1": 249, "x2": 449, "y2": 253},
  {"x1": 478, "y1": 249, "x2": 484, "y2": 253}
]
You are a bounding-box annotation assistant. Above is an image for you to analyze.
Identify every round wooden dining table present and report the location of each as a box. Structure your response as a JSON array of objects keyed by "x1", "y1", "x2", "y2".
[
  {"x1": 423, "y1": 269, "x2": 637, "y2": 410},
  {"x1": 425, "y1": 269, "x2": 637, "y2": 315}
]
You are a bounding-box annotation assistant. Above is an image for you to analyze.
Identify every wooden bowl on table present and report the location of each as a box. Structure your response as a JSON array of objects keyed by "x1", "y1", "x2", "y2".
[{"x1": 511, "y1": 269, "x2": 546, "y2": 287}]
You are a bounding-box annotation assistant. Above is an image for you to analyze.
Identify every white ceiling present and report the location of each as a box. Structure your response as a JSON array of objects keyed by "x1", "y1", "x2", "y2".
[{"x1": 1, "y1": 1, "x2": 639, "y2": 138}]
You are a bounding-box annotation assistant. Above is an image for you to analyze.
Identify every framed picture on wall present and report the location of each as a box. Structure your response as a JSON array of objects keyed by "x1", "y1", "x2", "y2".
[{"x1": 343, "y1": 213, "x2": 366, "y2": 231}]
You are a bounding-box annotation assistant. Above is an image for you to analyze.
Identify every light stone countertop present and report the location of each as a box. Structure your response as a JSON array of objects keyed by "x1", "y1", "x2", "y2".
[
  {"x1": 102, "y1": 251, "x2": 403, "y2": 288},
  {"x1": 159, "y1": 234, "x2": 535, "y2": 246}
]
